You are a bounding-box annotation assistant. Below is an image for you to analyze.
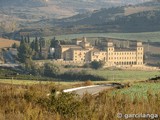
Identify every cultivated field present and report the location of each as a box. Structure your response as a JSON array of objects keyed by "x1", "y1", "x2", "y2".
[
  {"x1": 113, "y1": 82, "x2": 160, "y2": 99},
  {"x1": 53, "y1": 31, "x2": 160, "y2": 42},
  {"x1": 0, "y1": 38, "x2": 20, "y2": 48}
]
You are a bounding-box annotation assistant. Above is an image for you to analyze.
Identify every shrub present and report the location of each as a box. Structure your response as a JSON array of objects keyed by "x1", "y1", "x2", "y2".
[
  {"x1": 90, "y1": 60, "x2": 105, "y2": 69},
  {"x1": 59, "y1": 70, "x2": 106, "y2": 81},
  {"x1": 43, "y1": 63, "x2": 60, "y2": 77}
]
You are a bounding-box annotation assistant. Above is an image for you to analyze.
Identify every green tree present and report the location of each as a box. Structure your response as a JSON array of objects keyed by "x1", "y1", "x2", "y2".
[
  {"x1": 35, "y1": 37, "x2": 39, "y2": 52},
  {"x1": 30, "y1": 40, "x2": 35, "y2": 50},
  {"x1": 43, "y1": 63, "x2": 60, "y2": 77},
  {"x1": 11, "y1": 43, "x2": 18, "y2": 48},
  {"x1": 90, "y1": 60, "x2": 105, "y2": 69},
  {"x1": 39, "y1": 37, "x2": 46, "y2": 48},
  {"x1": 50, "y1": 37, "x2": 59, "y2": 48},
  {"x1": 27, "y1": 35, "x2": 30, "y2": 43},
  {"x1": 30, "y1": 63, "x2": 43, "y2": 76},
  {"x1": 17, "y1": 40, "x2": 33, "y2": 63}
]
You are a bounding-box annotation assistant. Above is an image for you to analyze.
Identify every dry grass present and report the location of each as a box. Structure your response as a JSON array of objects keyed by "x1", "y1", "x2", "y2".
[
  {"x1": 0, "y1": 82, "x2": 160, "y2": 120},
  {"x1": 0, "y1": 38, "x2": 20, "y2": 48}
]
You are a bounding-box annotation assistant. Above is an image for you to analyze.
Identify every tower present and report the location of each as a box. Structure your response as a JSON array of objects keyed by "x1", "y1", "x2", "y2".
[
  {"x1": 136, "y1": 41, "x2": 143, "y2": 65},
  {"x1": 106, "y1": 41, "x2": 114, "y2": 64}
]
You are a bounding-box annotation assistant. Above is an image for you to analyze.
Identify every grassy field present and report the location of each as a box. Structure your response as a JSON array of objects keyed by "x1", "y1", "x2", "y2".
[
  {"x1": 53, "y1": 31, "x2": 160, "y2": 42},
  {"x1": 113, "y1": 82, "x2": 160, "y2": 99},
  {"x1": 0, "y1": 69, "x2": 159, "y2": 85},
  {"x1": 88, "y1": 69, "x2": 160, "y2": 81}
]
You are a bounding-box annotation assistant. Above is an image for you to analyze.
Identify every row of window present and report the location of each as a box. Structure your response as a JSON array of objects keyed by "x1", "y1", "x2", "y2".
[
  {"x1": 109, "y1": 52, "x2": 138, "y2": 55},
  {"x1": 115, "y1": 62, "x2": 143, "y2": 65},
  {"x1": 108, "y1": 48, "x2": 114, "y2": 51},
  {"x1": 137, "y1": 48, "x2": 143, "y2": 50},
  {"x1": 109, "y1": 57, "x2": 142, "y2": 60},
  {"x1": 115, "y1": 62, "x2": 137, "y2": 65}
]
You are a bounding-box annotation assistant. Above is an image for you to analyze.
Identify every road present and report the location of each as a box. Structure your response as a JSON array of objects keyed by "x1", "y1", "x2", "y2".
[{"x1": 64, "y1": 84, "x2": 122, "y2": 96}]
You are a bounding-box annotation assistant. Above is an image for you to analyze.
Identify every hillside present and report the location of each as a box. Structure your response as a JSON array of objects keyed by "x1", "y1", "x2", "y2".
[
  {"x1": 1, "y1": 0, "x2": 160, "y2": 37},
  {"x1": 52, "y1": 1, "x2": 160, "y2": 33}
]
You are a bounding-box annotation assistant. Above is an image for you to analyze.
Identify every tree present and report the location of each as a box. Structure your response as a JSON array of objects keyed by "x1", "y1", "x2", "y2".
[
  {"x1": 30, "y1": 63, "x2": 43, "y2": 76},
  {"x1": 43, "y1": 63, "x2": 60, "y2": 77},
  {"x1": 90, "y1": 60, "x2": 105, "y2": 69},
  {"x1": 17, "y1": 40, "x2": 33, "y2": 63},
  {"x1": 11, "y1": 43, "x2": 18, "y2": 48},
  {"x1": 27, "y1": 35, "x2": 30, "y2": 43},
  {"x1": 35, "y1": 37, "x2": 39, "y2": 52},
  {"x1": 50, "y1": 37, "x2": 59, "y2": 48},
  {"x1": 39, "y1": 37, "x2": 46, "y2": 48},
  {"x1": 30, "y1": 40, "x2": 35, "y2": 50}
]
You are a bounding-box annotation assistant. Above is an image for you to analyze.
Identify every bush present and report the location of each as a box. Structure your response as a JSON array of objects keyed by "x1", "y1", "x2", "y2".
[
  {"x1": 90, "y1": 60, "x2": 105, "y2": 69},
  {"x1": 83, "y1": 63, "x2": 90, "y2": 68},
  {"x1": 59, "y1": 70, "x2": 106, "y2": 81},
  {"x1": 43, "y1": 63, "x2": 60, "y2": 77},
  {"x1": 64, "y1": 65, "x2": 77, "y2": 68}
]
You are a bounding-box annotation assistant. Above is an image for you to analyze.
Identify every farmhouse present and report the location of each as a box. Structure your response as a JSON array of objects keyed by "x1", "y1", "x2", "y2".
[{"x1": 54, "y1": 37, "x2": 144, "y2": 67}]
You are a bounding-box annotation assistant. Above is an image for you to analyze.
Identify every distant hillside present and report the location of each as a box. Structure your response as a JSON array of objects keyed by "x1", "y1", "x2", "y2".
[
  {"x1": 2, "y1": 0, "x2": 160, "y2": 37},
  {"x1": 112, "y1": 10, "x2": 160, "y2": 32}
]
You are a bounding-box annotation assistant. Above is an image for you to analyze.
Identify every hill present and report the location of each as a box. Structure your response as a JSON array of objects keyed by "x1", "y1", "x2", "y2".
[
  {"x1": 52, "y1": 1, "x2": 160, "y2": 33},
  {"x1": 2, "y1": 0, "x2": 160, "y2": 37}
]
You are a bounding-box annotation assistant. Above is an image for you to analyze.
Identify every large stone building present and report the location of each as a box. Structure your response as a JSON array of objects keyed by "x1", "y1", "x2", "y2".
[{"x1": 54, "y1": 37, "x2": 144, "y2": 66}]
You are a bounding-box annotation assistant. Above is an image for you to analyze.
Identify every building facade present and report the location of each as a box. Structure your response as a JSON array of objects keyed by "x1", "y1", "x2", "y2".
[{"x1": 54, "y1": 37, "x2": 144, "y2": 66}]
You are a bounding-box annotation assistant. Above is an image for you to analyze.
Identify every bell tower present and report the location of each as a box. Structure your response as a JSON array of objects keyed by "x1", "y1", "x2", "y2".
[
  {"x1": 136, "y1": 41, "x2": 143, "y2": 65},
  {"x1": 106, "y1": 41, "x2": 114, "y2": 63}
]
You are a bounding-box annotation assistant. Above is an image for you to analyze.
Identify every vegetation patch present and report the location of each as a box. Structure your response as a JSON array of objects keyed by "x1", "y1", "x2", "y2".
[{"x1": 0, "y1": 82, "x2": 160, "y2": 120}]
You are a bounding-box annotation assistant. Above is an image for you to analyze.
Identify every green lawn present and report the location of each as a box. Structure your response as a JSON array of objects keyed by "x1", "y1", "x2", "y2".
[
  {"x1": 88, "y1": 69, "x2": 160, "y2": 81},
  {"x1": 112, "y1": 82, "x2": 160, "y2": 99}
]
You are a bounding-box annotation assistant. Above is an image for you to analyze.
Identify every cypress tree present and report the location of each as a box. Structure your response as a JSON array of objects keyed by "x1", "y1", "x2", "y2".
[
  {"x1": 27, "y1": 35, "x2": 30, "y2": 43},
  {"x1": 18, "y1": 40, "x2": 33, "y2": 63},
  {"x1": 35, "y1": 37, "x2": 39, "y2": 52}
]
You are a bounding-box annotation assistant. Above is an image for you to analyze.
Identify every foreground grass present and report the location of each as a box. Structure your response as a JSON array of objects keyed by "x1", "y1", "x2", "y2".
[{"x1": 0, "y1": 82, "x2": 160, "y2": 120}]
